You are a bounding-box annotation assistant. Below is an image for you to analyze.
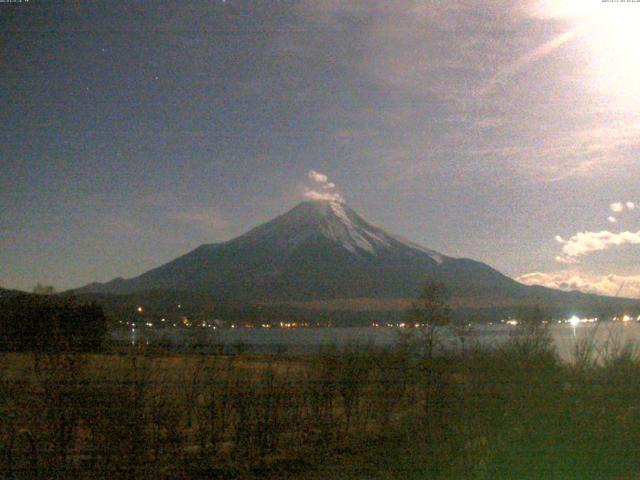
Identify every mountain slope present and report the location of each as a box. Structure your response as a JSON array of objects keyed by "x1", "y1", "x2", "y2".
[{"x1": 76, "y1": 200, "x2": 636, "y2": 309}]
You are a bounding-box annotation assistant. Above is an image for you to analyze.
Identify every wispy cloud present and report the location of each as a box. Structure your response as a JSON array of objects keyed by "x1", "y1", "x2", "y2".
[
  {"x1": 295, "y1": 0, "x2": 640, "y2": 185},
  {"x1": 555, "y1": 230, "x2": 640, "y2": 263},
  {"x1": 308, "y1": 170, "x2": 329, "y2": 185},
  {"x1": 610, "y1": 202, "x2": 624, "y2": 213},
  {"x1": 517, "y1": 270, "x2": 640, "y2": 298},
  {"x1": 553, "y1": 200, "x2": 640, "y2": 263},
  {"x1": 481, "y1": 24, "x2": 587, "y2": 96}
]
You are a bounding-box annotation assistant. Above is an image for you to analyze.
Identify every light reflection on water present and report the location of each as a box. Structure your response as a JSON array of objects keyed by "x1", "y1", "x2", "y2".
[{"x1": 114, "y1": 321, "x2": 640, "y2": 361}]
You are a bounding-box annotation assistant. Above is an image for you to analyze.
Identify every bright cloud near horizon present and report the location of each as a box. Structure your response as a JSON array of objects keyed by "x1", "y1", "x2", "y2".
[
  {"x1": 554, "y1": 230, "x2": 640, "y2": 263},
  {"x1": 517, "y1": 270, "x2": 640, "y2": 298},
  {"x1": 519, "y1": 198, "x2": 640, "y2": 297},
  {"x1": 552, "y1": 201, "x2": 640, "y2": 264},
  {"x1": 3, "y1": 0, "x2": 640, "y2": 291}
]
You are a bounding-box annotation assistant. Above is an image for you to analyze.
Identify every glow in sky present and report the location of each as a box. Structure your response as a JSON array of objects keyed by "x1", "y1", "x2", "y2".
[
  {"x1": 2, "y1": 0, "x2": 640, "y2": 295},
  {"x1": 531, "y1": 0, "x2": 640, "y2": 106}
]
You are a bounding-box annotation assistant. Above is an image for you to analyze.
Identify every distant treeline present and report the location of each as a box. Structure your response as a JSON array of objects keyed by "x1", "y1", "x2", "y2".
[
  {"x1": 77, "y1": 288, "x2": 640, "y2": 328},
  {"x1": 0, "y1": 294, "x2": 107, "y2": 352}
]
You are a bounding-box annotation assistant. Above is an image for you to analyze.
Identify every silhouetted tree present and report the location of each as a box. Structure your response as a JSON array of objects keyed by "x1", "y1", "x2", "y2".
[
  {"x1": 0, "y1": 295, "x2": 107, "y2": 352},
  {"x1": 408, "y1": 281, "x2": 451, "y2": 359},
  {"x1": 407, "y1": 281, "x2": 452, "y2": 437}
]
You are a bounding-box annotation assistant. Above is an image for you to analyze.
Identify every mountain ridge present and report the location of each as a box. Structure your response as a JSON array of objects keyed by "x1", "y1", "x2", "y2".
[{"x1": 75, "y1": 200, "x2": 638, "y2": 310}]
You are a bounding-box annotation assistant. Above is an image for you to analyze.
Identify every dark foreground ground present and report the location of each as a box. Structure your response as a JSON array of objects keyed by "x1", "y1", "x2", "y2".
[{"x1": 2, "y1": 325, "x2": 640, "y2": 479}]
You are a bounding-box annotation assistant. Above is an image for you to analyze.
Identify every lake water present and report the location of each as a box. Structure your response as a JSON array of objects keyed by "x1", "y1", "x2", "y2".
[{"x1": 116, "y1": 321, "x2": 640, "y2": 361}]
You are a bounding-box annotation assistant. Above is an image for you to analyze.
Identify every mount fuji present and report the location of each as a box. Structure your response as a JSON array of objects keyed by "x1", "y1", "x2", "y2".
[{"x1": 77, "y1": 200, "x2": 635, "y2": 311}]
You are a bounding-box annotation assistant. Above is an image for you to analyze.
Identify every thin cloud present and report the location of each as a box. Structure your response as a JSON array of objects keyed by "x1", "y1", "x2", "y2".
[
  {"x1": 608, "y1": 216, "x2": 617, "y2": 223},
  {"x1": 517, "y1": 270, "x2": 640, "y2": 298},
  {"x1": 555, "y1": 230, "x2": 640, "y2": 263},
  {"x1": 303, "y1": 189, "x2": 344, "y2": 202},
  {"x1": 555, "y1": 255, "x2": 577, "y2": 265},
  {"x1": 481, "y1": 24, "x2": 586, "y2": 96},
  {"x1": 294, "y1": 0, "x2": 640, "y2": 186},
  {"x1": 308, "y1": 170, "x2": 329, "y2": 185},
  {"x1": 610, "y1": 202, "x2": 624, "y2": 213}
]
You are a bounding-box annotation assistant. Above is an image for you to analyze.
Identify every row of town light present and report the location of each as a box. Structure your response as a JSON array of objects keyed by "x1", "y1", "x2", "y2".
[{"x1": 131, "y1": 305, "x2": 640, "y2": 330}]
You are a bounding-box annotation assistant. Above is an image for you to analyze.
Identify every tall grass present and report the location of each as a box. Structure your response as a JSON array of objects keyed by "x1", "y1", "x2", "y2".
[{"x1": 2, "y1": 329, "x2": 640, "y2": 479}]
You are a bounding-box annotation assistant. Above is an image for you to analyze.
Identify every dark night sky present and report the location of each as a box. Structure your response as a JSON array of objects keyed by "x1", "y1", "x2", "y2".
[{"x1": 2, "y1": 0, "x2": 640, "y2": 296}]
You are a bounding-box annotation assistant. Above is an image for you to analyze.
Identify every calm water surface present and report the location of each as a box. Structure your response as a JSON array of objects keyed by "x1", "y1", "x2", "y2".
[{"x1": 118, "y1": 321, "x2": 640, "y2": 361}]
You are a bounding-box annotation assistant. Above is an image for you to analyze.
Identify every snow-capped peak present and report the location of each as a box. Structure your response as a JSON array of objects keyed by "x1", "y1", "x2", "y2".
[
  {"x1": 233, "y1": 199, "x2": 444, "y2": 263},
  {"x1": 318, "y1": 201, "x2": 391, "y2": 254}
]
